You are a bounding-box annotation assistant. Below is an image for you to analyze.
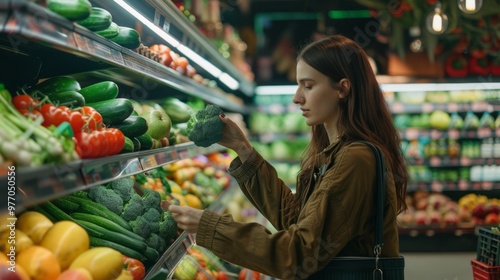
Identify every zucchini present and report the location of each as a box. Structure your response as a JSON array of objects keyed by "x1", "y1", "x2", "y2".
[
  {"x1": 60, "y1": 196, "x2": 132, "y2": 231},
  {"x1": 70, "y1": 212, "x2": 144, "y2": 242},
  {"x1": 86, "y1": 98, "x2": 134, "y2": 125},
  {"x1": 77, "y1": 7, "x2": 112, "y2": 31},
  {"x1": 76, "y1": 220, "x2": 147, "y2": 253},
  {"x1": 110, "y1": 26, "x2": 141, "y2": 49},
  {"x1": 143, "y1": 246, "x2": 160, "y2": 263},
  {"x1": 47, "y1": 90, "x2": 86, "y2": 108},
  {"x1": 95, "y1": 22, "x2": 119, "y2": 39},
  {"x1": 111, "y1": 115, "x2": 148, "y2": 138},
  {"x1": 135, "y1": 133, "x2": 153, "y2": 150},
  {"x1": 89, "y1": 236, "x2": 147, "y2": 262},
  {"x1": 162, "y1": 97, "x2": 192, "y2": 124},
  {"x1": 78, "y1": 81, "x2": 118, "y2": 103},
  {"x1": 47, "y1": 0, "x2": 92, "y2": 21},
  {"x1": 121, "y1": 136, "x2": 134, "y2": 153},
  {"x1": 29, "y1": 76, "x2": 81, "y2": 95}
]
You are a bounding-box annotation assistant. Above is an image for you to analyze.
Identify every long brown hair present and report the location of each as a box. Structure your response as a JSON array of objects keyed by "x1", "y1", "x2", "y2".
[{"x1": 289, "y1": 35, "x2": 408, "y2": 221}]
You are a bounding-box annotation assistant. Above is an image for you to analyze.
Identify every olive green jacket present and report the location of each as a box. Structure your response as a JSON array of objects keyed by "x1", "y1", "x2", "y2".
[{"x1": 196, "y1": 141, "x2": 400, "y2": 279}]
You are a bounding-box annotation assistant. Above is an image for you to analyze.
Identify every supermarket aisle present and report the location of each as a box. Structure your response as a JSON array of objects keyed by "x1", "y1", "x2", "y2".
[{"x1": 404, "y1": 252, "x2": 476, "y2": 280}]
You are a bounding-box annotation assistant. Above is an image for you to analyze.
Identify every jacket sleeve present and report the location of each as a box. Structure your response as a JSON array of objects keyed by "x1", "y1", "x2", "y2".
[
  {"x1": 196, "y1": 144, "x2": 376, "y2": 279},
  {"x1": 227, "y1": 148, "x2": 296, "y2": 230}
]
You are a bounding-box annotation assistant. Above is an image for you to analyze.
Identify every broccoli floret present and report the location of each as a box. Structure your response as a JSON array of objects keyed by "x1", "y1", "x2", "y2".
[
  {"x1": 108, "y1": 178, "x2": 135, "y2": 203},
  {"x1": 159, "y1": 210, "x2": 178, "y2": 241},
  {"x1": 146, "y1": 232, "x2": 167, "y2": 253},
  {"x1": 142, "y1": 208, "x2": 162, "y2": 233},
  {"x1": 129, "y1": 216, "x2": 151, "y2": 239},
  {"x1": 186, "y1": 104, "x2": 224, "y2": 147},
  {"x1": 121, "y1": 193, "x2": 145, "y2": 222},
  {"x1": 142, "y1": 188, "x2": 162, "y2": 211},
  {"x1": 88, "y1": 185, "x2": 123, "y2": 215}
]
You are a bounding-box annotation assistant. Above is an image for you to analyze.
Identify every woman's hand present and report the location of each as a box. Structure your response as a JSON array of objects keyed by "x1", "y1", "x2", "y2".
[
  {"x1": 218, "y1": 115, "x2": 253, "y2": 162},
  {"x1": 162, "y1": 201, "x2": 203, "y2": 234}
]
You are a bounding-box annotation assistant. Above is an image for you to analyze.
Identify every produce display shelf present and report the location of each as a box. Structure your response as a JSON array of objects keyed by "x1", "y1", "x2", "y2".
[
  {"x1": 408, "y1": 181, "x2": 500, "y2": 192},
  {"x1": 0, "y1": 142, "x2": 226, "y2": 215},
  {"x1": 399, "y1": 225, "x2": 479, "y2": 252},
  {"x1": 399, "y1": 128, "x2": 500, "y2": 140},
  {"x1": 389, "y1": 101, "x2": 500, "y2": 114},
  {"x1": 141, "y1": 0, "x2": 255, "y2": 97},
  {"x1": 0, "y1": 0, "x2": 250, "y2": 113},
  {"x1": 144, "y1": 183, "x2": 238, "y2": 279},
  {"x1": 406, "y1": 157, "x2": 500, "y2": 167}
]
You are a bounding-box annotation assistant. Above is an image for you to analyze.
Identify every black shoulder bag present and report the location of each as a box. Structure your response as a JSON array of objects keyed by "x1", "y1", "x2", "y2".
[{"x1": 308, "y1": 141, "x2": 405, "y2": 280}]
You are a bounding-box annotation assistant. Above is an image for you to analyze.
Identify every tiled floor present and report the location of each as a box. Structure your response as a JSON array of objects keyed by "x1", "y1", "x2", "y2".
[{"x1": 404, "y1": 252, "x2": 476, "y2": 280}]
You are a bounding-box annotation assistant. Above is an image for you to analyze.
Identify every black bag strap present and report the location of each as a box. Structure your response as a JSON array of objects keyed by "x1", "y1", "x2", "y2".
[{"x1": 357, "y1": 141, "x2": 387, "y2": 250}]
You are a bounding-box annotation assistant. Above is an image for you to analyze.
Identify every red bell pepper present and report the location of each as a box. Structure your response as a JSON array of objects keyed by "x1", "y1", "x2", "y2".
[
  {"x1": 468, "y1": 56, "x2": 490, "y2": 76},
  {"x1": 490, "y1": 58, "x2": 500, "y2": 76},
  {"x1": 445, "y1": 54, "x2": 468, "y2": 77}
]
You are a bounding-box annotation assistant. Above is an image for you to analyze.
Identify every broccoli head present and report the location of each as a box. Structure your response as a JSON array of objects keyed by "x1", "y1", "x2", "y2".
[
  {"x1": 88, "y1": 185, "x2": 123, "y2": 215},
  {"x1": 147, "y1": 232, "x2": 167, "y2": 253},
  {"x1": 142, "y1": 208, "x2": 162, "y2": 233},
  {"x1": 121, "y1": 193, "x2": 145, "y2": 222},
  {"x1": 159, "y1": 210, "x2": 178, "y2": 241},
  {"x1": 129, "y1": 216, "x2": 151, "y2": 239},
  {"x1": 142, "y1": 188, "x2": 162, "y2": 211},
  {"x1": 108, "y1": 178, "x2": 135, "y2": 203},
  {"x1": 186, "y1": 104, "x2": 224, "y2": 147}
]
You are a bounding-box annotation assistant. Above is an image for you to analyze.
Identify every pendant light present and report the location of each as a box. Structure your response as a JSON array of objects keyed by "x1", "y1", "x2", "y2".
[
  {"x1": 458, "y1": 0, "x2": 483, "y2": 14},
  {"x1": 426, "y1": 2, "x2": 449, "y2": 35}
]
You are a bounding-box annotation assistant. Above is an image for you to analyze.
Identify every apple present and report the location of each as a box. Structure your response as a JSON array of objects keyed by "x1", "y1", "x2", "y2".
[
  {"x1": 485, "y1": 213, "x2": 499, "y2": 224},
  {"x1": 141, "y1": 110, "x2": 172, "y2": 140},
  {"x1": 57, "y1": 268, "x2": 93, "y2": 280},
  {"x1": 428, "y1": 211, "x2": 442, "y2": 224},
  {"x1": 487, "y1": 204, "x2": 500, "y2": 215},
  {"x1": 0, "y1": 265, "x2": 22, "y2": 280},
  {"x1": 414, "y1": 210, "x2": 429, "y2": 225},
  {"x1": 443, "y1": 211, "x2": 458, "y2": 225},
  {"x1": 472, "y1": 204, "x2": 488, "y2": 219},
  {"x1": 151, "y1": 139, "x2": 162, "y2": 149}
]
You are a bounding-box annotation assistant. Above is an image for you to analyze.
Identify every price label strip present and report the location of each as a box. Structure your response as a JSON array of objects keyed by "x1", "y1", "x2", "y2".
[
  {"x1": 139, "y1": 155, "x2": 158, "y2": 170},
  {"x1": 73, "y1": 33, "x2": 123, "y2": 64},
  {"x1": 20, "y1": 13, "x2": 77, "y2": 48}
]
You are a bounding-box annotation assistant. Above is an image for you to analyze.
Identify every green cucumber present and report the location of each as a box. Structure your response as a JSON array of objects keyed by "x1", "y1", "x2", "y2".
[
  {"x1": 78, "y1": 81, "x2": 119, "y2": 103},
  {"x1": 52, "y1": 197, "x2": 80, "y2": 213},
  {"x1": 143, "y1": 246, "x2": 160, "y2": 262},
  {"x1": 95, "y1": 22, "x2": 119, "y2": 39},
  {"x1": 59, "y1": 196, "x2": 132, "y2": 231},
  {"x1": 111, "y1": 115, "x2": 148, "y2": 138},
  {"x1": 121, "y1": 136, "x2": 134, "y2": 153},
  {"x1": 77, "y1": 7, "x2": 112, "y2": 31},
  {"x1": 110, "y1": 26, "x2": 141, "y2": 49},
  {"x1": 135, "y1": 134, "x2": 153, "y2": 150},
  {"x1": 29, "y1": 76, "x2": 81, "y2": 95},
  {"x1": 47, "y1": 0, "x2": 92, "y2": 21},
  {"x1": 162, "y1": 97, "x2": 192, "y2": 124},
  {"x1": 132, "y1": 137, "x2": 141, "y2": 151},
  {"x1": 47, "y1": 90, "x2": 85, "y2": 108},
  {"x1": 31, "y1": 205, "x2": 58, "y2": 222},
  {"x1": 38, "y1": 201, "x2": 76, "y2": 222},
  {"x1": 70, "y1": 212, "x2": 144, "y2": 242},
  {"x1": 76, "y1": 220, "x2": 147, "y2": 253},
  {"x1": 89, "y1": 236, "x2": 147, "y2": 262},
  {"x1": 87, "y1": 98, "x2": 134, "y2": 125}
]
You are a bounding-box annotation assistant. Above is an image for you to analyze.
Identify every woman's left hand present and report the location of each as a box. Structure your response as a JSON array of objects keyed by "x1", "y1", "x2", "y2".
[{"x1": 162, "y1": 201, "x2": 204, "y2": 234}]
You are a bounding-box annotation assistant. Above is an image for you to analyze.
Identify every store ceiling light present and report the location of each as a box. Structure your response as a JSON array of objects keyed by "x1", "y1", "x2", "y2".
[
  {"x1": 255, "y1": 83, "x2": 500, "y2": 95},
  {"x1": 114, "y1": 0, "x2": 241, "y2": 91},
  {"x1": 177, "y1": 44, "x2": 222, "y2": 77},
  {"x1": 113, "y1": 0, "x2": 180, "y2": 47},
  {"x1": 219, "y1": 73, "x2": 239, "y2": 90}
]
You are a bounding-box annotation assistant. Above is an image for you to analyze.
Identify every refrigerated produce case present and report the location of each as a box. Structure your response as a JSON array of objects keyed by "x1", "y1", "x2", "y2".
[{"x1": 0, "y1": 0, "x2": 254, "y2": 278}]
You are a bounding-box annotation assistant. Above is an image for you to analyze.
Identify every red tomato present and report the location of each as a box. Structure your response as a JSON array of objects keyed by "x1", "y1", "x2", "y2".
[
  {"x1": 68, "y1": 111, "x2": 85, "y2": 134},
  {"x1": 81, "y1": 106, "x2": 103, "y2": 131},
  {"x1": 123, "y1": 256, "x2": 146, "y2": 280},
  {"x1": 238, "y1": 269, "x2": 260, "y2": 280},
  {"x1": 107, "y1": 128, "x2": 125, "y2": 155},
  {"x1": 12, "y1": 94, "x2": 39, "y2": 110},
  {"x1": 75, "y1": 131, "x2": 100, "y2": 159},
  {"x1": 95, "y1": 130, "x2": 109, "y2": 157},
  {"x1": 17, "y1": 108, "x2": 42, "y2": 120}
]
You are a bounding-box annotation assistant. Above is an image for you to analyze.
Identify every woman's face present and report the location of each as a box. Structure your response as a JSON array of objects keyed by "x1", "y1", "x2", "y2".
[{"x1": 293, "y1": 60, "x2": 342, "y2": 128}]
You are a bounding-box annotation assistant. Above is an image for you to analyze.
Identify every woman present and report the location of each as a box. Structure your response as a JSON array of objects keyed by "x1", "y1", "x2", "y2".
[{"x1": 166, "y1": 34, "x2": 408, "y2": 279}]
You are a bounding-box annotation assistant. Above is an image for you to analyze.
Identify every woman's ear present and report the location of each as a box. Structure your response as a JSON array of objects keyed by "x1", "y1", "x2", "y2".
[{"x1": 338, "y1": 78, "x2": 351, "y2": 98}]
